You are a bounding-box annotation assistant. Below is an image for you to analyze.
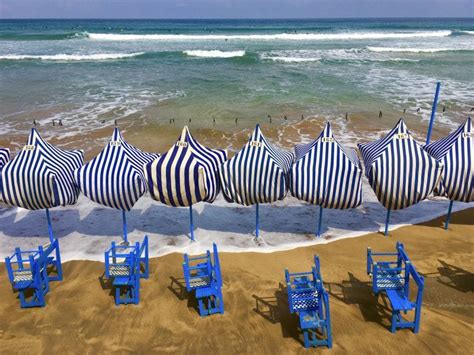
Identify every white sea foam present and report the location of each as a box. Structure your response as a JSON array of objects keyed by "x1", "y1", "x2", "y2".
[
  {"x1": 183, "y1": 50, "x2": 245, "y2": 58},
  {"x1": 0, "y1": 53, "x2": 145, "y2": 61},
  {"x1": 460, "y1": 30, "x2": 474, "y2": 35},
  {"x1": 367, "y1": 46, "x2": 468, "y2": 53},
  {"x1": 86, "y1": 30, "x2": 452, "y2": 41},
  {"x1": 261, "y1": 55, "x2": 321, "y2": 63},
  {"x1": 261, "y1": 49, "x2": 419, "y2": 63}
]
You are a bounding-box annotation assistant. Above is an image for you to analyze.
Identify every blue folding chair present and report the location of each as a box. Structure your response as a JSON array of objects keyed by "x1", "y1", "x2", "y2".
[
  {"x1": 104, "y1": 235, "x2": 149, "y2": 305},
  {"x1": 285, "y1": 256, "x2": 332, "y2": 348},
  {"x1": 182, "y1": 243, "x2": 224, "y2": 317},
  {"x1": 367, "y1": 242, "x2": 425, "y2": 333}
]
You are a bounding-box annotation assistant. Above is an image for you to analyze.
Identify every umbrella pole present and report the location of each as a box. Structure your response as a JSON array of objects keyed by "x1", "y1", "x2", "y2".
[
  {"x1": 189, "y1": 204, "x2": 195, "y2": 241},
  {"x1": 316, "y1": 206, "x2": 323, "y2": 238},
  {"x1": 45, "y1": 208, "x2": 54, "y2": 243},
  {"x1": 445, "y1": 200, "x2": 454, "y2": 230},
  {"x1": 426, "y1": 82, "x2": 441, "y2": 145},
  {"x1": 255, "y1": 203, "x2": 259, "y2": 238},
  {"x1": 384, "y1": 209, "x2": 391, "y2": 236},
  {"x1": 122, "y1": 210, "x2": 128, "y2": 244}
]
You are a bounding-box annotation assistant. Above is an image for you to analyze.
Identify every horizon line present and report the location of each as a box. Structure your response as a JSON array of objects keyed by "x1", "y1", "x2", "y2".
[{"x1": 1, "y1": 16, "x2": 473, "y2": 20}]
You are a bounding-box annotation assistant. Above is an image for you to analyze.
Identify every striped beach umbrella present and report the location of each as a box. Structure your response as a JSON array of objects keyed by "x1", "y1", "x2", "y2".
[
  {"x1": 144, "y1": 126, "x2": 227, "y2": 240},
  {"x1": 358, "y1": 119, "x2": 443, "y2": 235},
  {"x1": 0, "y1": 148, "x2": 9, "y2": 170},
  {"x1": 219, "y1": 124, "x2": 294, "y2": 237},
  {"x1": 290, "y1": 122, "x2": 363, "y2": 237},
  {"x1": 424, "y1": 117, "x2": 473, "y2": 229},
  {"x1": 0, "y1": 128, "x2": 83, "y2": 241},
  {"x1": 74, "y1": 127, "x2": 158, "y2": 243}
]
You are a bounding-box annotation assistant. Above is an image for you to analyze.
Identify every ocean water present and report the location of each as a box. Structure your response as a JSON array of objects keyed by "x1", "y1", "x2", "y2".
[
  {"x1": 0, "y1": 18, "x2": 473, "y2": 146},
  {"x1": 0, "y1": 19, "x2": 473, "y2": 259}
]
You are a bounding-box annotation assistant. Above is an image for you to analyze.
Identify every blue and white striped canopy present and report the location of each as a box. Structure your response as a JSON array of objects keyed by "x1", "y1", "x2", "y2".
[
  {"x1": 0, "y1": 129, "x2": 84, "y2": 210},
  {"x1": 424, "y1": 117, "x2": 473, "y2": 202},
  {"x1": 358, "y1": 119, "x2": 442, "y2": 210},
  {"x1": 74, "y1": 128, "x2": 159, "y2": 211},
  {"x1": 0, "y1": 148, "x2": 9, "y2": 170},
  {"x1": 290, "y1": 122, "x2": 363, "y2": 209},
  {"x1": 219, "y1": 124, "x2": 294, "y2": 205},
  {"x1": 144, "y1": 126, "x2": 227, "y2": 207}
]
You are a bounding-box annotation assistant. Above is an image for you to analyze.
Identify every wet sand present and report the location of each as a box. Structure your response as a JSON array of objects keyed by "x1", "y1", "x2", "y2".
[{"x1": 0, "y1": 208, "x2": 472, "y2": 353}]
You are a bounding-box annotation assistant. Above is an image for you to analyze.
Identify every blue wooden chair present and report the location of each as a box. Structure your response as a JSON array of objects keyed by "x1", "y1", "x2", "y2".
[
  {"x1": 285, "y1": 256, "x2": 332, "y2": 349},
  {"x1": 104, "y1": 235, "x2": 149, "y2": 306},
  {"x1": 182, "y1": 243, "x2": 224, "y2": 317},
  {"x1": 5, "y1": 239, "x2": 63, "y2": 308},
  {"x1": 367, "y1": 242, "x2": 425, "y2": 333}
]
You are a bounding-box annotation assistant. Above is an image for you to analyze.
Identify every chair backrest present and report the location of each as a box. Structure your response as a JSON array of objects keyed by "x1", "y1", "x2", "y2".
[{"x1": 212, "y1": 243, "x2": 222, "y2": 287}]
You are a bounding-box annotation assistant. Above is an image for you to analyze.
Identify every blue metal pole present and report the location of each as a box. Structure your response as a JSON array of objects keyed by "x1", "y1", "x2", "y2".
[
  {"x1": 255, "y1": 203, "x2": 259, "y2": 238},
  {"x1": 316, "y1": 206, "x2": 323, "y2": 238},
  {"x1": 189, "y1": 204, "x2": 195, "y2": 241},
  {"x1": 384, "y1": 209, "x2": 391, "y2": 236},
  {"x1": 445, "y1": 200, "x2": 454, "y2": 230},
  {"x1": 122, "y1": 210, "x2": 128, "y2": 243},
  {"x1": 45, "y1": 208, "x2": 54, "y2": 242},
  {"x1": 426, "y1": 82, "x2": 441, "y2": 145}
]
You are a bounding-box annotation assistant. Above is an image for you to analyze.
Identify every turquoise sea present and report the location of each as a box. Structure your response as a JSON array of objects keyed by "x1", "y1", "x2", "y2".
[{"x1": 0, "y1": 18, "x2": 473, "y2": 147}]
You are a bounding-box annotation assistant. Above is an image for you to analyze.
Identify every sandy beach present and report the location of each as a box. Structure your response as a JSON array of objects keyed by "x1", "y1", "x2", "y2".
[{"x1": 0, "y1": 208, "x2": 472, "y2": 353}]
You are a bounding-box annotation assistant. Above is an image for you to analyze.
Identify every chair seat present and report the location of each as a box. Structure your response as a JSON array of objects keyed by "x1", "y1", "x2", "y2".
[
  {"x1": 113, "y1": 276, "x2": 135, "y2": 286},
  {"x1": 196, "y1": 285, "x2": 219, "y2": 299},
  {"x1": 13, "y1": 280, "x2": 34, "y2": 290},
  {"x1": 386, "y1": 289, "x2": 414, "y2": 311},
  {"x1": 13, "y1": 270, "x2": 33, "y2": 282},
  {"x1": 290, "y1": 290, "x2": 319, "y2": 311}
]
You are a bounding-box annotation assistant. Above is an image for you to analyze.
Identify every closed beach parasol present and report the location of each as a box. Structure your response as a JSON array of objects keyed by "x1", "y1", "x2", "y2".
[
  {"x1": 424, "y1": 117, "x2": 473, "y2": 229},
  {"x1": 74, "y1": 127, "x2": 158, "y2": 243},
  {"x1": 290, "y1": 122, "x2": 363, "y2": 237},
  {"x1": 144, "y1": 126, "x2": 227, "y2": 240},
  {"x1": 0, "y1": 128, "x2": 84, "y2": 241},
  {"x1": 219, "y1": 124, "x2": 294, "y2": 237},
  {"x1": 0, "y1": 148, "x2": 9, "y2": 169},
  {"x1": 358, "y1": 119, "x2": 443, "y2": 235}
]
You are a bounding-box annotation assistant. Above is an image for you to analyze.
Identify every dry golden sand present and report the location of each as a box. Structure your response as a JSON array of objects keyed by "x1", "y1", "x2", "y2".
[{"x1": 0, "y1": 208, "x2": 472, "y2": 354}]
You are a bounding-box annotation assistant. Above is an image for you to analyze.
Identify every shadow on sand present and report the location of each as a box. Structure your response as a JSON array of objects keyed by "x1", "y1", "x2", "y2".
[{"x1": 252, "y1": 282, "x2": 302, "y2": 345}]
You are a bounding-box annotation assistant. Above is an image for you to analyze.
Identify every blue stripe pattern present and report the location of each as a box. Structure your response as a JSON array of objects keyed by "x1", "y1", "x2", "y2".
[
  {"x1": 290, "y1": 122, "x2": 363, "y2": 209},
  {"x1": 0, "y1": 148, "x2": 9, "y2": 170},
  {"x1": 358, "y1": 119, "x2": 443, "y2": 210},
  {"x1": 144, "y1": 126, "x2": 227, "y2": 207},
  {"x1": 74, "y1": 128, "x2": 159, "y2": 211},
  {"x1": 424, "y1": 117, "x2": 473, "y2": 202},
  {"x1": 219, "y1": 124, "x2": 294, "y2": 205},
  {"x1": 0, "y1": 128, "x2": 84, "y2": 210}
]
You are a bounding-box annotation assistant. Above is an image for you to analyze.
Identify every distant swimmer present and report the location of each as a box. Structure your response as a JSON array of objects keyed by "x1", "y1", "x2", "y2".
[
  {"x1": 443, "y1": 105, "x2": 446, "y2": 113},
  {"x1": 213, "y1": 117, "x2": 216, "y2": 126},
  {"x1": 379, "y1": 110, "x2": 383, "y2": 118},
  {"x1": 235, "y1": 118, "x2": 238, "y2": 125},
  {"x1": 100, "y1": 120, "x2": 106, "y2": 124},
  {"x1": 33, "y1": 120, "x2": 37, "y2": 126},
  {"x1": 417, "y1": 108, "x2": 421, "y2": 113},
  {"x1": 403, "y1": 108, "x2": 406, "y2": 114},
  {"x1": 59, "y1": 119, "x2": 63, "y2": 126},
  {"x1": 301, "y1": 114, "x2": 304, "y2": 121},
  {"x1": 345, "y1": 112, "x2": 348, "y2": 121},
  {"x1": 189, "y1": 118, "x2": 192, "y2": 123},
  {"x1": 268, "y1": 114, "x2": 272, "y2": 123},
  {"x1": 284, "y1": 115, "x2": 288, "y2": 121},
  {"x1": 470, "y1": 107, "x2": 474, "y2": 112}
]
